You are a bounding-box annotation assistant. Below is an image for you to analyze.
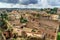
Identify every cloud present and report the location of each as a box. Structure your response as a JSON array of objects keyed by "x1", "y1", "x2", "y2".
[
  {"x1": 19, "y1": 0, "x2": 38, "y2": 5},
  {"x1": 0, "y1": 2, "x2": 13, "y2": 8},
  {"x1": 0, "y1": 0, "x2": 19, "y2": 4},
  {"x1": 0, "y1": 0, "x2": 60, "y2": 8},
  {"x1": 47, "y1": 0, "x2": 60, "y2": 6},
  {"x1": 29, "y1": 0, "x2": 38, "y2": 4},
  {"x1": 0, "y1": 0, "x2": 38, "y2": 4}
]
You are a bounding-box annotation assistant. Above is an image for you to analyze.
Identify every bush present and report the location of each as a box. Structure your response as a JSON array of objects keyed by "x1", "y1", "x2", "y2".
[{"x1": 20, "y1": 16, "x2": 28, "y2": 23}]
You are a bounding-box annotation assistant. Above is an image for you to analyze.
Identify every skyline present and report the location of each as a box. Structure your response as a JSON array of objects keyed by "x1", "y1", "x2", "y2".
[{"x1": 0, "y1": 0, "x2": 60, "y2": 8}]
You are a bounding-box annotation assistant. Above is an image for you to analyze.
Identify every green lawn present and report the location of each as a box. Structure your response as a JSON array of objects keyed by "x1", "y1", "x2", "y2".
[{"x1": 57, "y1": 32, "x2": 60, "y2": 40}]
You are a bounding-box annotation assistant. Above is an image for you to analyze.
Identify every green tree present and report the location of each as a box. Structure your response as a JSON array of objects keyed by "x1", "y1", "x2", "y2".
[
  {"x1": 1, "y1": 13, "x2": 8, "y2": 20},
  {"x1": 46, "y1": 8, "x2": 58, "y2": 14},
  {"x1": 50, "y1": 8, "x2": 58, "y2": 14},
  {"x1": 20, "y1": 16, "x2": 28, "y2": 23},
  {"x1": 40, "y1": 8, "x2": 44, "y2": 11}
]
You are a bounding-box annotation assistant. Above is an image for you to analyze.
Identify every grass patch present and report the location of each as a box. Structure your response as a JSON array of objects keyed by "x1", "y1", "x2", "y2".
[{"x1": 57, "y1": 32, "x2": 60, "y2": 40}]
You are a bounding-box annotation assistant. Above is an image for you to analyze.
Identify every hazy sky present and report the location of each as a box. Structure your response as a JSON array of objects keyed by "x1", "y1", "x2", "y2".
[{"x1": 0, "y1": 0, "x2": 60, "y2": 8}]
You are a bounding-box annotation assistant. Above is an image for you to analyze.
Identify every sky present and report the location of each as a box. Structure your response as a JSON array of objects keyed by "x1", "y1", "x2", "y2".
[{"x1": 0, "y1": 0, "x2": 60, "y2": 8}]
